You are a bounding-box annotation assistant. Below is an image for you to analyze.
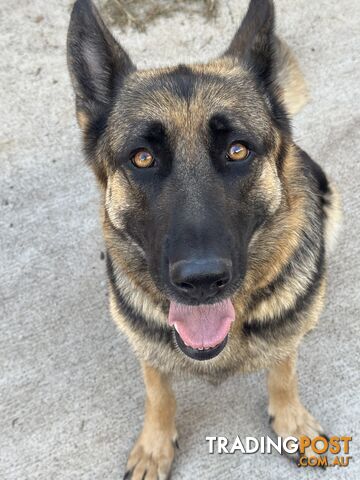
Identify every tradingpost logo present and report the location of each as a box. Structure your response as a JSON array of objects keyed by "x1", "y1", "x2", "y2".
[{"x1": 206, "y1": 435, "x2": 352, "y2": 468}]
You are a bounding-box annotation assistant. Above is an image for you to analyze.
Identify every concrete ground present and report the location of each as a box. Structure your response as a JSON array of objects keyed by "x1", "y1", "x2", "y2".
[{"x1": 1, "y1": 0, "x2": 360, "y2": 478}]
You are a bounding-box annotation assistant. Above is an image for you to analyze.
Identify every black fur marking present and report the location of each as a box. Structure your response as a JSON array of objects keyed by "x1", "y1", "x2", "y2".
[
  {"x1": 248, "y1": 224, "x2": 323, "y2": 310},
  {"x1": 107, "y1": 254, "x2": 173, "y2": 346},
  {"x1": 243, "y1": 243, "x2": 325, "y2": 338},
  {"x1": 300, "y1": 149, "x2": 330, "y2": 198},
  {"x1": 84, "y1": 111, "x2": 109, "y2": 155},
  {"x1": 251, "y1": 72, "x2": 292, "y2": 137},
  {"x1": 268, "y1": 92, "x2": 292, "y2": 136},
  {"x1": 113, "y1": 123, "x2": 174, "y2": 180},
  {"x1": 209, "y1": 112, "x2": 267, "y2": 155},
  {"x1": 139, "y1": 69, "x2": 226, "y2": 103},
  {"x1": 165, "y1": 64, "x2": 196, "y2": 101},
  {"x1": 274, "y1": 136, "x2": 289, "y2": 174},
  {"x1": 123, "y1": 470, "x2": 132, "y2": 480},
  {"x1": 140, "y1": 121, "x2": 167, "y2": 145}
]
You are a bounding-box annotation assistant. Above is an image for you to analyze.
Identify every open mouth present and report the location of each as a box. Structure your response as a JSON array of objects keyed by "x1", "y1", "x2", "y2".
[{"x1": 168, "y1": 299, "x2": 235, "y2": 361}]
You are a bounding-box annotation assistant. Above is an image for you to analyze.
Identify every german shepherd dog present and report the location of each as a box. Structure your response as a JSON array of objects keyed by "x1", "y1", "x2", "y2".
[{"x1": 67, "y1": 0, "x2": 341, "y2": 477}]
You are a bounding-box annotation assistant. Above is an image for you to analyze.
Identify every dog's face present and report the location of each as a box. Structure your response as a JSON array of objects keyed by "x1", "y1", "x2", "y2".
[{"x1": 68, "y1": 0, "x2": 291, "y2": 360}]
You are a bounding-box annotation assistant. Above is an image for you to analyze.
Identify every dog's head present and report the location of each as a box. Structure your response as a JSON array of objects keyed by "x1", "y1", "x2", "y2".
[{"x1": 67, "y1": 0, "x2": 295, "y2": 360}]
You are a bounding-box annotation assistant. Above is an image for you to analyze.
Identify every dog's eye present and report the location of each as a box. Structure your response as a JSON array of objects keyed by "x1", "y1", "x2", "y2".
[
  {"x1": 226, "y1": 142, "x2": 250, "y2": 161},
  {"x1": 131, "y1": 149, "x2": 155, "y2": 168}
]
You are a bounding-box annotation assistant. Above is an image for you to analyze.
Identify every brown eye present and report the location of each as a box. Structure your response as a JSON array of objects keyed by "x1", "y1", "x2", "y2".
[
  {"x1": 132, "y1": 149, "x2": 154, "y2": 168},
  {"x1": 227, "y1": 142, "x2": 250, "y2": 161}
]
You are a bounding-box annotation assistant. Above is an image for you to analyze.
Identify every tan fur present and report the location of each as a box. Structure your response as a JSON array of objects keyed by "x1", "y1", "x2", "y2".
[
  {"x1": 243, "y1": 145, "x2": 308, "y2": 293},
  {"x1": 126, "y1": 363, "x2": 177, "y2": 480},
  {"x1": 275, "y1": 38, "x2": 309, "y2": 116},
  {"x1": 105, "y1": 171, "x2": 132, "y2": 230},
  {"x1": 256, "y1": 158, "x2": 282, "y2": 214},
  {"x1": 76, "y1": 110, "x2": 89, "y2": 130},
  {"x1": 324, "y1": 179, "x2": 342, "y2": 253},
  {"x1": 268, "y1": 352, "x2": 324, "y2": 459}
]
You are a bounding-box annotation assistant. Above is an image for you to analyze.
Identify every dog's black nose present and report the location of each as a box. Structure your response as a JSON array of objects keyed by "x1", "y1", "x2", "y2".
[{"x1": 170, "y1": 258, "x2": 232, "y2": 302}]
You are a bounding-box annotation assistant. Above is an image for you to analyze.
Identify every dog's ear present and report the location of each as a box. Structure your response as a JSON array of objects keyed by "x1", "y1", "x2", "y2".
[
  {"x1": 224, "y1": 0, "x2": 275, "y2": 89},
  {"x1": 67, "y1": 0, "x2": 135, "y2": 130},
  {"x1": 224, "y1": 0, "x2": 308, "y2": 119}
]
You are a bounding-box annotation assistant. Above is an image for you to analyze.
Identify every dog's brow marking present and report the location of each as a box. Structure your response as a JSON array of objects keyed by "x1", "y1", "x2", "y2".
[
  {"x1": 105, "y1": 172, "x2": 130, "y2": 229},
  {"x1": 257, "y1": 160, "x2": 282, "y2": 214}
]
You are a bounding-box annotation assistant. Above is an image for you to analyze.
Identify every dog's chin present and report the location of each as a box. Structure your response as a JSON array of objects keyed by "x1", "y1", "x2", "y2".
[{"x1": 174, "y1": 329, "x2": 228, "y2": 360}]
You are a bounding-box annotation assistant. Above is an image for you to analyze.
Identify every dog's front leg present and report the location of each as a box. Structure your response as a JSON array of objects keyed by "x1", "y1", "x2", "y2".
[
  {"x1": 125, "y1": 362, "x2": 177, "y2": 480},
  {"x1": 267, "y1": 352, "x2": 327, "y2": 461}
]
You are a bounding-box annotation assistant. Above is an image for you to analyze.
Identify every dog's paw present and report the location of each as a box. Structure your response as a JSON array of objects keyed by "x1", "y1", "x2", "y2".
[
  {"x1": 269, "y1": 403, "x2": 328, "y2": 466},
  {"x1": 124, "y1": 428, "x2": 178, "y2": 480}
]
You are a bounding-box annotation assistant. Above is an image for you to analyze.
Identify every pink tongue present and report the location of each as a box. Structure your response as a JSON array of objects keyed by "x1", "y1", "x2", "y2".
[{"x1": 168, "y1": 299, "x2": 235, "y2": 349}]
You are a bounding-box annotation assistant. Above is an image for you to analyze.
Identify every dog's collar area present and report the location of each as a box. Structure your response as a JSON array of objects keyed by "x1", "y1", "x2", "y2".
[{"x1": 174, "y1": 329, "x2": 228, "y2": 360}]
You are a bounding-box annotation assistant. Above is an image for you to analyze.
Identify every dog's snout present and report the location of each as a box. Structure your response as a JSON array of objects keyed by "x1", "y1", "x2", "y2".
[{"x1": 170, "y1": 258, "x2": 232, "y2": 302}]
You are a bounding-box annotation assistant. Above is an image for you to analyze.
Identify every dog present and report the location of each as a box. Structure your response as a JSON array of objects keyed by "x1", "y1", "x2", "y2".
[{"x1": 67, "y1": 0, "x2": 341, "y2": 477}]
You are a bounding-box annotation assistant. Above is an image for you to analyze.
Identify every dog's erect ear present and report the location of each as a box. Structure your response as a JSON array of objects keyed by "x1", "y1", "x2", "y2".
[
  {"x1": 224, "y1": 0, "x2": 308, "y2": 118},
  {"x1": 224, "y1": 0, "x2": 275, "y2": 88},
  {"x1": 67, "y1": 0, "x2": 135, "y2": 129}
]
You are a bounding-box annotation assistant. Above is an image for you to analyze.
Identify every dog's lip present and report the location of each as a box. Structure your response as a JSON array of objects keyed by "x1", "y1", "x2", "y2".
[{"x1": 174, "y1": 328, "x2": 228, "y2": 361}]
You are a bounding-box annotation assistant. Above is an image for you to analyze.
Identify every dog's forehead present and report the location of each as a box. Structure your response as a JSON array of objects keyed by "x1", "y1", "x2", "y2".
[{"x1": 108, "y1": 60, "x2": 272, "y2": 146}]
